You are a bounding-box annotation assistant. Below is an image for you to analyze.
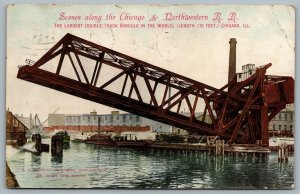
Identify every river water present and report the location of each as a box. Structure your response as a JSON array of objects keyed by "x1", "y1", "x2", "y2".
[{"x1": 6, "y1": 140, "x2": 294, "y2": 189}]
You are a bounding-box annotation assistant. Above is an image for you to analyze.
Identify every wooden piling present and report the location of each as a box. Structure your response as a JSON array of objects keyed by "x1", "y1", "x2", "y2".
[
  {"x1": 221, "y1": 140, "x2": 225, "y2": 156},
  {"x1": 284, "y1": 145, "x2": 289, "y2": 162},
  {"x1": 215, "y1": 139, "x2": 223, "y2": 156},
  {"x1": 31, "y1": 134, "x2": 42, "y2": 153},
  {"x1": 51, "y1": 135, "x2": 63, "y2": 157},
  {"x1": 278, "y1": 144, "x2": 288, "y2": 163}
]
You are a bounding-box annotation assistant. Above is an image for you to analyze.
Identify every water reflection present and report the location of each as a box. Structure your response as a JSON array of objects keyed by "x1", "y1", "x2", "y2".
[
  {"x1": 31, "y1": 153, "x2": 41, "y2": 167},
  {"x1": 63, "y1": 144, "x2": 70, "y2": 150},
  {"x1": 51, "y1": 156, "x2": 63, "y2": 164},
  {"x1": 6, "y1": 141, "x2": 294, "y2": 189}
]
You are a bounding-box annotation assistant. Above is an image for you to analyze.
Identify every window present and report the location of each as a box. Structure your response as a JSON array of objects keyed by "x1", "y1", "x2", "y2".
[
  {"x1": 123, "y1": 115, "x2": 126, "y2": 122},
  {"x1": 273, "y1": 124, "x2": 275, "y2": 130},
  {"x1": 284, "y1": 114, "x2": 287, "y2": 121},
  {"x1": 284, "y1": 125, "x2": 287, "y2": 130},
  {"x1": 290, "y1": 114, "x2": 293, "y2": 121},
  {"x1": 117, "y1": 116, "x2": 119, "y2": 120},
  {"x1": 279, "y1": 114, "x2": 281, "y2": 120},
  {"x1": 110, "y1": 116, "x2": 113, "y2": 123},
  {"x1": 278, "y1": 125, "x2": 281, "y2": 130},
  {"x1": 130, "y1": 115, "x2": 132, "y2": 120},
  {"x1": 88, "y1": 116, "x2": 90, "y2": 123},
  {"x1": 136, "y1": 116, "x2": 139, "y2": 122},
  {"x1": 290, "y1": 125, "x2": 293, "y2": 131}
]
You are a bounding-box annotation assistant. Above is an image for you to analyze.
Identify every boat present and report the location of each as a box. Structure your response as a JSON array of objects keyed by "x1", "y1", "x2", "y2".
[
  {"x1": 85, "y1": 134, "x2": 115, "y2": 146},
  {"x1": 269, "y1": 137, "x2": 294, "y2": 152},
  {"x1": 72, "y1": 133, "x2": 90, "y2": 143},
  {"x1": 116, "y1": 140, "x2": 148, "y2": 148},
  {"x1": 55, "y1": 131, "x2": 71, "y2": 144},
  {"x1": 269, "y1": 137, "x2": 294, "y2": 147}
]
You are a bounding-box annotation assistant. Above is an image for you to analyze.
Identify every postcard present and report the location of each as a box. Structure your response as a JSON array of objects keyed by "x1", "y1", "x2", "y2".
[{"x1": 6, "y1": 4, "x2": 295, "y2": 189}]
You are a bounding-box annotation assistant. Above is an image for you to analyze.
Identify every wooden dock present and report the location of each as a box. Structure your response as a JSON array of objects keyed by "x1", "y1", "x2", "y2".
[
  {"x1": 6, "y1": 111, "x2": 28, "y2": 146},
  {"x1": 148, "y1": 142, "x2": 271, "y2": 156}
]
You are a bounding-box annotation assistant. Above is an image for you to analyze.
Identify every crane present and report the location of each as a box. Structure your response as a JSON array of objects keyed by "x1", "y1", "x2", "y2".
[{"x1": 27, "y1": 107, "x2": 60, "y2": 137}]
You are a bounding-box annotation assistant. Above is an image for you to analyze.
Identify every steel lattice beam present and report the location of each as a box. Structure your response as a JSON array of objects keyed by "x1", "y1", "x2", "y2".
[{"x1": 17, "y1": 33, "x2": 294, "y2": 146}]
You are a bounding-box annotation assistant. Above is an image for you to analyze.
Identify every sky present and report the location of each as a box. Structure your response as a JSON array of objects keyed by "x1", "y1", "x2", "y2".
[{"x1": 6, "y1": 4, "x2": 295, "y2": 123}]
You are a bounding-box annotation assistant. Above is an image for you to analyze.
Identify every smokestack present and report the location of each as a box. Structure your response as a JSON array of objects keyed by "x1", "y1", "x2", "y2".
[{"x1": 228, "y1": 38, "x2": 237, "y2": 84}]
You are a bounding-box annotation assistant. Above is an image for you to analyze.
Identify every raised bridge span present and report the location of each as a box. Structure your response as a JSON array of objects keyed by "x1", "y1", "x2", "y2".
[{"x1": 17, "y1": 34, "x2": 294, "y2": 146}]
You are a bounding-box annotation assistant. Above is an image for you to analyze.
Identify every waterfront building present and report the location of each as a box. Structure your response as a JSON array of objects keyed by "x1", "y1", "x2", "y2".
[
  {"x1": 48, "y1": 114, "x2": 65, "y2": 127},
  {"x1": 60, "y1": 111, "x2": 171, "y2": 133},
  {"x1": 171, "y1": 127, "x2": 189, "y2": 135},
  {"x1": 237, "y1": 64, "x2": 255, "y2": 82},
  {"x1": 14, "y1": 113, "x2": 32, "y2": 129},
  {"x1": 269, "y1": 104, "x2": 294, "y2": 136}
]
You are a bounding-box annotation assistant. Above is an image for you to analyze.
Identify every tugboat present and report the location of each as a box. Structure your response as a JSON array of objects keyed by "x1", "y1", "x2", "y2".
[
  {"x1": 114, "y1": 135, "x2": 148, "y2": 148},
  {"x1": 115, "y1": 140, "x2": 147, "y2": 148},
  {"x1": 84, "y1": 116, "x2": 116, "y2": 146},
  {"x1": 55, "y1": 131, "x2": 70, "y2": 144}
]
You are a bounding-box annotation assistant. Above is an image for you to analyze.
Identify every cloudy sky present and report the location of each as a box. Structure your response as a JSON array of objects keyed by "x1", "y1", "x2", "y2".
[{"x1": 6, "y1": 4, "x2": 295, "y2": 123}]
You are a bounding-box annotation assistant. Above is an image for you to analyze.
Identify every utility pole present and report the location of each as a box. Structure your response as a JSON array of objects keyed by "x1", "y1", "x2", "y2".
[{"x1": 98, "y1": 117, "x2": 101, "y2": 135}]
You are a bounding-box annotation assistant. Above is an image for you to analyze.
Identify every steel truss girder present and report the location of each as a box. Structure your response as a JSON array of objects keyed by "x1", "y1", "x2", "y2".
[{"x1": 17, "y1": 33, "x2": 294, "y2": 146}]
